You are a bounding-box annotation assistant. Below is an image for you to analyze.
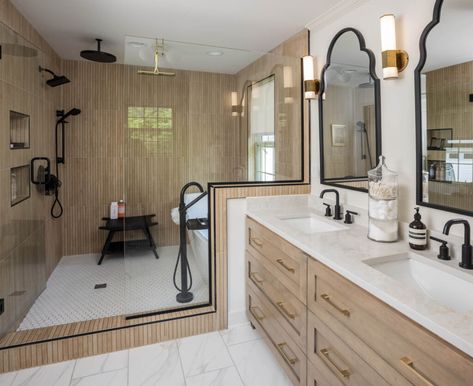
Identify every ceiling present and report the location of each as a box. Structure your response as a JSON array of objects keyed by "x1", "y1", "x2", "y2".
[
  {"x1": 123, "y1": 36, "x2": 263, "y2": 74},
  {"x1": 11, "y1": 0, "x2": 344, "y2": 72}
]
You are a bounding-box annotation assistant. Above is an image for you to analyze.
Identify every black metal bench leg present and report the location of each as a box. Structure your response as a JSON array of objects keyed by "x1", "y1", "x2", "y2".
[
  {"x1": 144, "y1": 226, "x2": 159, "y2": 259},
  {"x1": 98, "y1": 231, "x2": 115, "y2": 265}
]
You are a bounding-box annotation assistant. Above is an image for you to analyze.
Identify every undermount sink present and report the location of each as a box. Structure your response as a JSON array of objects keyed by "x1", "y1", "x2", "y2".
[
  {"x1": 364, "y1": 253, "x2": 473, "y2": 313},
  {"x1": 279, "y1": 215, "x2": 348, "y2": 234}
]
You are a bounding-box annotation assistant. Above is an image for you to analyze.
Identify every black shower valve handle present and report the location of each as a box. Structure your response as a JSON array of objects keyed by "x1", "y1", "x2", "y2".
[
  {"x1": 323, "y1": 203, "x2": 332, "y2": 217},
  {"x1": 30, "y1": 157, "x2": 51, "y2": 184}
]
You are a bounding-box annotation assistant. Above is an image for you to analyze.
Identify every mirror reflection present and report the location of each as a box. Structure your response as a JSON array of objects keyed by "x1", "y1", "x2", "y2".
[
  {"x1": 319, "y1": 29, "x2": 381, "y2": 191},
  {"x1": 418, "y1": 0, "x2": 473, "y2": 213}
]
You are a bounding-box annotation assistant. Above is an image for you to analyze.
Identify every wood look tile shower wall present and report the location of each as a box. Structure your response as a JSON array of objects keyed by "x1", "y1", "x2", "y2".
[
  {"x1": 0, "y1": 0, "x2": 63, "y2": 339},
  {"x1": 61, "y1": 61, "x2": 240, "y2": 255},
  {"x1": 236, "y1": 30, "x2": 307, "y2": 182}
]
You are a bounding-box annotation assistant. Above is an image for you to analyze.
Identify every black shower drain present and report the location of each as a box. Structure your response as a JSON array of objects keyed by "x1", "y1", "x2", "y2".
[{"x1": 94, "y1": 283, "x2": 107, "y2": 289}]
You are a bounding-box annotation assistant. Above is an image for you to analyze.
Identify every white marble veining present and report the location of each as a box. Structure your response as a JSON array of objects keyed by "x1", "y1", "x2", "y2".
[
  {"x1": 0, "y1": 322, "x2": 287, "y2": 386},
  {"x1": 246, "y1": 194, "x2": 473, "y2": 358},
  {"x1": 70, "y1": 368, "x2": 127, "y2": 386},
  {"x1": 128, "y1": 340, "x2": 185, "y2": 386},
  {"x1": 219, "y1": 323, "x2": 261, "y2": 346},
  {"x1": 185, "y1": 366, "x2": 243, "y2": 386},
  {"x1": 9, "y1": 360, "x2": 75, "y2": 386},
  {"x1": 177, "y1": 332, "x2": 234, "y2": 377},
  {"x1": 72, "y1": 350, "x2": 128, "y2": 380},
  {"x1": 227, "y1": 339, "x2": 292, "y2": 386}
]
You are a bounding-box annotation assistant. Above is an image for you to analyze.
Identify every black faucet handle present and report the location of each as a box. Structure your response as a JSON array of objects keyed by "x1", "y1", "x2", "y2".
[
  {"x1": 430, "y1": 236, "x2": 451, "y2": 260},
  {"x1": 344, "y1": 210, "x2": 359, "y2": 224},
  {"x1": 430, "y1": 236, "x2": 446, "y2": 244},
  {"x1": 323, "y1": 203, "x2": 332, "y2": 217}
]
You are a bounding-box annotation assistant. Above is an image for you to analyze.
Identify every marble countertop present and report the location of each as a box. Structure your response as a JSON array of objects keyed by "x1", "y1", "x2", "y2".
[{"x1": 246, "y1": 195, "x2": 473, "y2": 358}]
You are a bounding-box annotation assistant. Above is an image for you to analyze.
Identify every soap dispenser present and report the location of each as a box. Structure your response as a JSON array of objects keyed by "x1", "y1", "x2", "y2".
[{"x1": 409, "y1": 207, "x2": 427, "y2": 250}]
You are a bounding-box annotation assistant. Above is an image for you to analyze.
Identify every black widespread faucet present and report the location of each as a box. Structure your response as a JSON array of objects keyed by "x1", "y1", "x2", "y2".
[
  {"x1": 442, "y1": 219, "x2": 473, "y2": 269},
  {"x1": 320, "y1": 189, "x2": 343, "y2": 220}
]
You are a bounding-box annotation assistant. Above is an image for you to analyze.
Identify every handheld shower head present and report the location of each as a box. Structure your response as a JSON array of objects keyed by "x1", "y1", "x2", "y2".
[
  {"x1": 57, "y1": 108, "x2": 81, "y2": 124},
  {"x1": 39, "y1": 66, "x2": 70, "y2": 87}
]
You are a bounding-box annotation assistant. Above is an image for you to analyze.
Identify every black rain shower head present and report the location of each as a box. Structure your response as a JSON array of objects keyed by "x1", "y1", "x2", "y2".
[
  {"x1": 57, "y1": 108, "x2": 81, "y2": 124},
  {"x1": 39, "y1": 66, "x2": 70, "y2": 87},
  {"x1": 80, "y1": 38, "x2": 116, "y2": 63}
]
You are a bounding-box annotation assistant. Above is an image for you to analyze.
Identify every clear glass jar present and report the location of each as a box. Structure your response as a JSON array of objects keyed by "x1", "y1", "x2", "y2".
[{"x1": 368, "y1": 156, "x2": 399, "y2": 242}]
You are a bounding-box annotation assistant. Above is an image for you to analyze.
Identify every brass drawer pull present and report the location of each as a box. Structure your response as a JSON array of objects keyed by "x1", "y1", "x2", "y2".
[
  {"x1": 276, "y1": 259, "x2": 296, "y2": 273},
  {"x1": 251, "y1": 237, "x2": 263, "y2": 247},
  {"x1": 250, "y1": 272, "x2": 264, "y2": 284},
  {"x1": 277, "y1": 301, "x2": 296, "y2": 319},
  {"x1": 321, "y1": 294, "x2": 350, "y2": 317},
  {"x1": 320, "y1": 348, "x2": 350, "y2": 379},
  {"x1": 249, "y1": 306, "x2": 265, "y2": 321},
  {"x1": 277, "y1": 342, "x2": 298, "y2": 365},
  {"x1": 400, "y1": 356, "x2": 435, "y2": 386}
]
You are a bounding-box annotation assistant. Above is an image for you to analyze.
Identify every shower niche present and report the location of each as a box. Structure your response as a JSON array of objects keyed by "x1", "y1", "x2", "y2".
[
  {"x1": 9, "y1": 111, "x2": 30, "y2": 149},
  {"x1": 10, "y1": 165, "x2": 31, "y2": 206}
]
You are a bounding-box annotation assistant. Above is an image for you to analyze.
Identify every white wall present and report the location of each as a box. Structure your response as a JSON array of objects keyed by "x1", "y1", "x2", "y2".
[
  {"x1": 308, "y1": 0, "x2": 472, "y2": 236},
  {"x1": 227, "y1": 198, "x2": 248, "y2": 327}
]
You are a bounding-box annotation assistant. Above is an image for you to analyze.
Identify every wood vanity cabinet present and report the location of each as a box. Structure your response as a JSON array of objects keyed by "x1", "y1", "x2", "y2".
[{"x1": 245, "y1": 216, "x2": 473, "y2": 386}]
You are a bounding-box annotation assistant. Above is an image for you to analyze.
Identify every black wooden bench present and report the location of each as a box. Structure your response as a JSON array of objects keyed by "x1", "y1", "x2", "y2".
[{"x1": 98, "y1": 214, "x2": 159, "y2": 265}]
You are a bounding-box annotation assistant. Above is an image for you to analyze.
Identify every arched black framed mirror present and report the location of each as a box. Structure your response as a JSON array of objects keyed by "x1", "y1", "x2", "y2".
[
  {"x1": 415, "y1": 0, "x2": 473, "y2": 216},
  {"x1": 319, "y1": 28, "x2": 382, "y2": 192}
]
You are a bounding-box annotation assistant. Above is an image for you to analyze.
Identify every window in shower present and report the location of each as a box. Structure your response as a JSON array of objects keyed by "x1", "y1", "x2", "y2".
[
  {"x1": 127, "y1": 106, "x2": 173, "y2": 155},
  {"x1": 248, "y1": 76, "x2": 275, "y2": 181},
  {"x1": 254, "y1": 134, "x2": 275, "y2": 181}
]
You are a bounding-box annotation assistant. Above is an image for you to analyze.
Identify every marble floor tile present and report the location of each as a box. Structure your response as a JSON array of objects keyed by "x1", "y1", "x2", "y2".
[
  {"x1": 228, "y1": 339, "x2": 292, "y2": 386},
  {"x1": 72, "y1": 349, "x2": 128, "y2": 379},
  {"x1": 129, "y1": 340, "x2": 185, "y2": 386},
  {"x1": 178, "y1": 332, "x2": 234, "y2": 377},
  {"x1": 185, "y1": 366, "x2": 243, "y2": 386},
  {"x1": 0, "y1": 371, "x2": 17, "y2": 386},
  {"x1": 70, "y1": 368, "x2": 127, "y2": 386},
  {"x1": 10, "y1": 360, "x2": 75, "y2": 386},
  {"x1": 219, "y1": 323, "x2": 261, "y2": 346}
]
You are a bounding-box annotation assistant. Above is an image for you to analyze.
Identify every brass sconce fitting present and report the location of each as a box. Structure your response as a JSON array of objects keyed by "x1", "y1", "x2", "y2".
[
  {"x1": 303, "y1": 55, "x2": 320, "y2": 100},
  {"x1": 380, "y1": 14, "x2": 409, "y2": 79},
  {"x1": 304, "y1": 79, "x2": 320, "y2": 99},
  {"x1": 382, "y1": 49, "x2": 409, "y2": 76}
]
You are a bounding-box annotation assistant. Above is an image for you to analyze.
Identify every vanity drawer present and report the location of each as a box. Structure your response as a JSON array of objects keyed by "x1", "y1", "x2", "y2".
[
  {"x1": 307, "y1": 358, "x2": 343, "y2": 386},
  {"x1": 247, "y1": 285, "x2": 306, "y2": 386},
  {"x1": 308, "y1": 258, "x2": 473, "y2": 386},
  {"x1": 247, "y1": 250, "x2": 307, "y2": 351},
  {"x1": 307, "y1": 310, "x2": 391, "y2": 386},
  {"x1": 247, "y1": 217, "x2": 307, "y2": 303}
]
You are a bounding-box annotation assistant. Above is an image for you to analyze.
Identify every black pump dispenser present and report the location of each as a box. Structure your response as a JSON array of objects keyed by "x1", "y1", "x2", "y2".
[{"x1": 409, "y1": 207, "x2": 427, "y2": 250}]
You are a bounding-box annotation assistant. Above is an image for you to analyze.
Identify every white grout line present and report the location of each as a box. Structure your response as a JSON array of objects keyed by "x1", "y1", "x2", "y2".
[
  {"x1": 221, "y1": 329, "x2": 247, "y2": 386},
  {"x1": 68, "y1": 360, "x2": 78, "y2": 386},
  {"x1": 127, "y1": 349, "x2": 130, "y2": 386},
  {"x1": 176, "y1": 340, "x2": 188, "y2": 386}
]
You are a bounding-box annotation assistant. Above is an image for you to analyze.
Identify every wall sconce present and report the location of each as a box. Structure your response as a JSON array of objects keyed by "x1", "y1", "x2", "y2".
[
  {"x1": 380, "y1": 14, "x2": 409, "y2": 79},
  {"x1": 283, "y1": 66, "x2": 294, "y2": 104},
  {"x1": 231, "y1": 92, "x2": 241, "y2": 116},
  {"x1": 303, "y1": 55, "x2": 319, "y2": 100}
]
